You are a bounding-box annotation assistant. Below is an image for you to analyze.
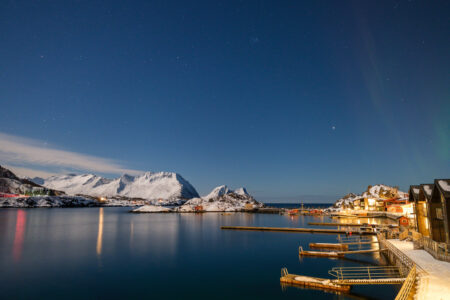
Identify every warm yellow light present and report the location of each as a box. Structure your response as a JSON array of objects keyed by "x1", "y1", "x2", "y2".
[{"x1": 96, "y1": 208, "x2": 104, "y2": 255}]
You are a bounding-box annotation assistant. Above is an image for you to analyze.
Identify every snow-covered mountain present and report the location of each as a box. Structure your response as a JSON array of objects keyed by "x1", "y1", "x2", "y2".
[
  {"x1": 331, "y1": 184, "x2": 407, "y2": 210},
  {"x1": 177, "y1": 185, "x2": 262, "y2": 212},
  {"x1": 0, "y1": 165, "x2": 61, "y2": 195},
  {"x1": 43, "y1": 172, "x2": 199, "y2": 201},
  {"x1": 202, "y1": 185, "x2": 251, "y2": 200}
]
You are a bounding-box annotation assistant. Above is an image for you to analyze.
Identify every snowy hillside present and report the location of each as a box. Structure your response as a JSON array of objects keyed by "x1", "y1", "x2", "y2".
[
  {"x1": 0, "y1": 195, "x2": 96, "y2": 208},
  {"x1": 331, "y1": 184, "x2": 407, "y2": 210},
  {"x1": 0, "y1": 165, "x2": 61, "y2": 196},
  {"x1": 43, "y1": 172, "x2": 199, "y2": 201},
  {"x1": 178, "y1": 185, "x2": 262, "y2": 212},
  {"x1": 132, "y1": 185, "x2": 262, "y2": 213}
]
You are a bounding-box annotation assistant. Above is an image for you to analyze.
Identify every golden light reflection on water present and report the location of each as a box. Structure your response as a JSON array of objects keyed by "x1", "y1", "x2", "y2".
[
  {"x1": 96, "y1": 208, "x2": 104, "y2": 255},
  {"x1": 130, "y1": 222, "x2": 134, "y2": 249}
]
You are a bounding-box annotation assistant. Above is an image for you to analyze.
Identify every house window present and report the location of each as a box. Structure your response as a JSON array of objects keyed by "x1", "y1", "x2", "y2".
[{"x1": 436, "y1": 208, "x2": 443, "y2": 220}]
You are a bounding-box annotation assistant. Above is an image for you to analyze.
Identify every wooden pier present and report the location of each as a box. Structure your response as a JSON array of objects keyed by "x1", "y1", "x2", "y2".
[
  {"x1": 220, "y1": 226, "x2": 375, "y2": 235},
  {"x1": 328, "y1": 266, "x2": 405, "y2": 285},
  {"x1": 309, "y1": 241, "x2": 378, "y2": 250},
  {"x1": 280, "y1": 266, "x2": 405, "y2": 292},
  {"x1": 339, "y1": 241, "x2": 379, "y2": 245},
  {"x1": 308, "y1": 222, "x2": 378, "y2": 227},
  {"x1": 280, "y1": 268, "x2": 351, "y2": 292},
  {"x1": 309, "y1": 243, "x2": 349, "y2": 251},
  {"x1": 299, "y1": 246, "x2": 387, "y2": 257}
]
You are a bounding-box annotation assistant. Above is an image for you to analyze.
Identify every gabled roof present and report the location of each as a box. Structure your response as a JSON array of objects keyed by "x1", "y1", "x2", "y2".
[
  {"x1": 433, "y1": 179, "x2": 450, "y2": 199},
  {"x1": 419, "y1": 184, "x2": 434, "y2": 202},
  {"x1": 409, "y1": 185, "x2": 420, "y2": 202}
]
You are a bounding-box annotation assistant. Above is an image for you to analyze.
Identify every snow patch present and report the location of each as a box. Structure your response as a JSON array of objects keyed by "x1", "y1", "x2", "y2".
[
  {"x1": 438, "y1": 180, "x2": 450, "y2": 192},
  {"x1": 132, "y1": 205, "x2": 172, "y2": 213}
]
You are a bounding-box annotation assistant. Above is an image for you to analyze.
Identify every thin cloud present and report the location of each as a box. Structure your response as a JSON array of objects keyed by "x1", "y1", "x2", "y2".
[
  {"x1": 0, "y1": 132, "x2": 142, "y2": 176},
  {"x1": 4, "y1": 165, "x2": 57, "y2": 179}
]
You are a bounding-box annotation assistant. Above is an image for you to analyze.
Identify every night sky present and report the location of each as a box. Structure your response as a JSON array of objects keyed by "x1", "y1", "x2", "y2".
[{"x1": 1, "y1": 1, "x2": 449, "y2": 201}]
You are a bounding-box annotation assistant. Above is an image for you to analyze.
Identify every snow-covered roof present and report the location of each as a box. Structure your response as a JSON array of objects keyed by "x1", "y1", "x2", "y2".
[
  {"x1": 437, "y1": 179, "x2": 450, "y2": 194},
  {"x1": 422, "y1": 184, "x2": 434, "y2": 198}
]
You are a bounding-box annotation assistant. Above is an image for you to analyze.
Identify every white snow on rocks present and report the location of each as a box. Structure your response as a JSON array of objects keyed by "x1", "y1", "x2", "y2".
[
  {"x1": 330, "y1": 184, "x2": 407, "y2": 211},
  {"x1": 132, "y1": 205, "x2": 172, "y2": 213},
  {"x1": 131, "y1": 185, "x2": 262, "y2": 213},
  {"x1": 177, "y1": 185, "x2": 262, "y2": 212},
  {"x1": 0, "y1": 196, "x2": 96, "y2": 208}
]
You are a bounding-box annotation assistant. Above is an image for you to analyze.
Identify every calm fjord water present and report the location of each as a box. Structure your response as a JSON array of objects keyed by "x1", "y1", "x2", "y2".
[{"x1": 0, "y1": 208, "x2": 399, "y2": 299}]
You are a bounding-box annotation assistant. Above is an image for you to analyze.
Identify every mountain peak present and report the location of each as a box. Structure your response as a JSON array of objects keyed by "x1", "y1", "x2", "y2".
[{"x1": 42, "y1": 171, "x2": 199, "y2": 200}]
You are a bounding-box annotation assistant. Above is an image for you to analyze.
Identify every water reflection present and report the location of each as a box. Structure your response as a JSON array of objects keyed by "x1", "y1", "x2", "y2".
[
  {"x1": 130, "y1": 221, "x2": 134, "y2": 249},
  {"x1": 0, "y1": 208, "x2": 398, "y2": 300},
  {"x1": 96, "y1": 208, "x2": 104, "y2": 255},
  {"x1": 13, "y1": 210, "x2": 26, "y2": 262}
]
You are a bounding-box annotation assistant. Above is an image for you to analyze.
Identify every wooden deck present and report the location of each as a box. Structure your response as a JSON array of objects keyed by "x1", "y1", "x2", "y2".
[
  {"x1": 309, "y1": 243, "x2": 349, "y2": 250},
  {"x1": 328, "y1": 266, "x2": 405, "y2": 285},
  {"x1": 299, "y1": 246, "x2": 387, "y2": 257},
  {"x1": 221, "y1": 226, "x2": 375, "y2": 235},
  {"x1": 309, "y1": 222, "x2": 378, "y2": 227},
  {"x1": 332, "y1": 278, "x2": 405, "y2": 285},
  {"x1": 280, "y1": 268, "x2": 351, "y2": 292}
]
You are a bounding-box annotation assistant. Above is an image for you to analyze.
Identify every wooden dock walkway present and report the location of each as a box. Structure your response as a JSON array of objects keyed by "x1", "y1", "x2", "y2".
[
  {"x1": 280, "y1": 265, "x2": 405, "y2": 292},
  {"x1": 332, "y1": 278, "x2": 405, "y2": 285},
  {"x1": 310, "y1": 243, "x2": 349, "y2": 250},
  {"x1": 280, "y1": 268, "x2": 351, "y2": 292},
  {"x1": 328, "y1": 266, "x2": 405, "y2": 285},
  {"x1": 308, "y1": 222, "x2": 378, "y2": 227},
  {"x1": 221, "y1": 226, "x2": 375, "y2": 235},
  {"x1": 299, "y1": 246, "x2": 387, "y2": 257}
]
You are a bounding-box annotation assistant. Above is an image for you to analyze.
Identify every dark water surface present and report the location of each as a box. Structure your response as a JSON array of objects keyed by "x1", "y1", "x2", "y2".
[{"x1": 0, "y1": 208, "x2": 400, "y2": 299}]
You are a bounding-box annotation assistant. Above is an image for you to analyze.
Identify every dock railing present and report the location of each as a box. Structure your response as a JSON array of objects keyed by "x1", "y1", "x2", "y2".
[
  {"x1": 329, "y1": 266, "x2": 403, "y2": 281},
  {"x1": 377, "y1": 233, "x2": 419, "y2": 274},
  {"x1": 394, "y1": 265, "x2": 416, "y2": 300},
  {"x1": 411, "y1": 230, "x2": 450, "y2": 263}
]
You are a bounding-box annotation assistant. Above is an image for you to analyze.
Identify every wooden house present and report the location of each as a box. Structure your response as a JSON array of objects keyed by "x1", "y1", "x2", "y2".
[
  {"x1": 417, "y1": 184, "x2": 434, "y2": 238},
  {"x1": 431, "y1": 179, "x2": 450, "y2": 244},
  {"x1": 410, "y1": 185, "x2": 422, "y2": 232},
  {"x1": 352, "y1": 198, "x2": 362, "y2": 210}
]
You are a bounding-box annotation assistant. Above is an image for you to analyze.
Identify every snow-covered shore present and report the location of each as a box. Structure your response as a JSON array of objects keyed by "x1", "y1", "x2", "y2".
[
  {"x1": 0, "y1": 196, "x2": 96, "y2": 208},
  {"x1": 131, "y1": 185, "x2": 264, "y2": 213}
]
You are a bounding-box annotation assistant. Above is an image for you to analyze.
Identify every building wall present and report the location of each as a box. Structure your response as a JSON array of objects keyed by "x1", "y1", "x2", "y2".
[
  {"x1": 430, "y1": 201, "x2": 446, "y2": 242},
  {"x1": 416, "y1": 201, "x2": 430, "y2": 237},
  {"x1": 441, "y1": 193, "x2": 450, "y2": 244}
]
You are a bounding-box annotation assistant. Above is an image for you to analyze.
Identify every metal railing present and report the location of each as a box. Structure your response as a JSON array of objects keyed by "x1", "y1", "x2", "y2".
[
  {"x1": 328, "y1": 266, "x2": 402, "y2": 281},
  {"x1": 395, "y1": 265, "x2": 416, "y2": 300},
  {"x1": 337, "y1": 235, "x2": 373, "y2": 243},
  {"x1": 410, "y1": 230, "x2": 450, "y2": 263},
  {"x1": 377, "y1": 233, "x2": 419, "y2": 273},
  {"x1": 281, "y1": 267, "x2": 288, "y2": 277}
]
